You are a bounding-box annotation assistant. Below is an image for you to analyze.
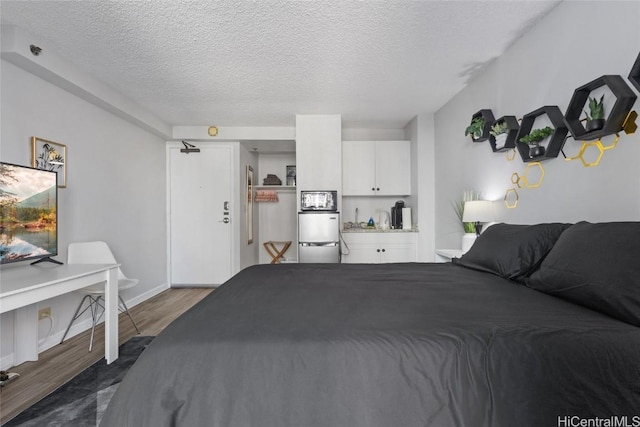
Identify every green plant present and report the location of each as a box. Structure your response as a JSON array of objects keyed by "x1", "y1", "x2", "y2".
[
  {"x1": 519, "y1": 126, "x2": 554, "y2": 145},
  {"x1": 453, "y1": 189, "x2": 480, "y2": 233},
  {"x1": 489, "y1": 121, "x2": 508, "y2": 137},
  {"x1": 584, "y1": 94, "x2": 605, "y2": 121},
  {"x1": 464, "y1": 117, "x2": 485, "y2": 139}
]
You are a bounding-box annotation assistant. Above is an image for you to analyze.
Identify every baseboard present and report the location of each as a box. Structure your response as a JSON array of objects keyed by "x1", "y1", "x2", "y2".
[
  {"x1": 0, "y1": 282, "x2": 170, "y2": 370},
  {"x1": 124, "y1": 282, "x2": 169, "y2": 308},
  {"x1": 0, "y1": 354, "x2": 16, "y2": 371}
]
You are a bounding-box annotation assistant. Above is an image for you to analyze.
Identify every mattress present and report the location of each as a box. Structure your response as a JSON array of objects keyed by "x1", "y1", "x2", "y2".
[{"x1": 100, "y1": 263, "x2": 640, "y2": 427}]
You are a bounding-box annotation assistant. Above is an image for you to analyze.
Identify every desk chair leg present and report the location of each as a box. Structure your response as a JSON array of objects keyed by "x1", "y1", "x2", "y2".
[
  {"x1": 119, "y1": 296, "x2": 140, "y2": 334},
  {"x1": 60, "y1": 295, "x2": 92, "y2": 344},
  {"x1": 88, "y1": 296, "x2": 102, "y2": 353}
]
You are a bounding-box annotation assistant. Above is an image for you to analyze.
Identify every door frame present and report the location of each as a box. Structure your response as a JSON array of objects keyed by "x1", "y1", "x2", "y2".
[{"x1": 165, "y1": 141, "x2": 241, "y2": 287}]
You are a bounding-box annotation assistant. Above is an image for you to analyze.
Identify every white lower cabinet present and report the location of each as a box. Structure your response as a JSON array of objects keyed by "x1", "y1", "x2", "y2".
[{"x1": 341, "y1": 232, "x2": 417, "y2": 263}]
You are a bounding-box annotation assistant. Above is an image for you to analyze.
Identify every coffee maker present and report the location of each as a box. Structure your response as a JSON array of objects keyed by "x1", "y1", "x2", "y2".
[{"x1": 391, "y1": 200, "x2": 404, "y2": 229}]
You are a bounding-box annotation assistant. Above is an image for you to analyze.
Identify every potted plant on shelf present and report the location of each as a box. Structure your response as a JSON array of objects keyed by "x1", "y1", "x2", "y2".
[
  {"x1": 465, "y1": 117, "x2": 485, "y2": 141},
  {"x1": 489, "y1": 121, "x2": 509, "y2": 150},
  {"x1": 519, "y1": 126, "x2": 554, "y2": 158},
  {"x1": 584, "y1": 94, "x2": 605, "y2": 132}
]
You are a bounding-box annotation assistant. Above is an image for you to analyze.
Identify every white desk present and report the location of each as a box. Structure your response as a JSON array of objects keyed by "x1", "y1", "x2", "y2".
[{"x1": 0, "y1": 263, "x2": 119, "y2": 365}]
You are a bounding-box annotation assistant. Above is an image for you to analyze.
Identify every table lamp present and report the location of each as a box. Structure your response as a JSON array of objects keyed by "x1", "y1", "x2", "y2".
[{"x1": 462, "y1": 200, "x2": 494, "y2": 236}]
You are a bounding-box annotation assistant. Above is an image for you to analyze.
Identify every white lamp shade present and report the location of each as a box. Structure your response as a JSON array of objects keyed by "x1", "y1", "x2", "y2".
[{"x1": 462, "y1": 200, "x2": 494, "y2": 223}]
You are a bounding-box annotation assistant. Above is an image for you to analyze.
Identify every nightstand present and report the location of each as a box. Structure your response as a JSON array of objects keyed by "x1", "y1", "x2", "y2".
[{"x1": 435, "y1": 249, "x2": 464, "y2": 263}]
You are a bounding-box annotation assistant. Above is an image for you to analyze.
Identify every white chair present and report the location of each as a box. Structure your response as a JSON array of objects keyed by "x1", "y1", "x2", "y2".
[{"x1": 60, "y1": 241, "x2": 140, "y2": 351}]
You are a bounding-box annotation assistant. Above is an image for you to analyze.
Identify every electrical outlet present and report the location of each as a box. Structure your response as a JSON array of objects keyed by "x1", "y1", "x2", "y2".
[{"x1": 38, "y1": 307, "x2": 51, "y2": 320}]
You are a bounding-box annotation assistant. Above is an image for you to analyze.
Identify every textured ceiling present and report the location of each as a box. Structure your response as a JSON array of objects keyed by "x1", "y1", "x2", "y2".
[{"x1": 1, "y1": 1, "x2": 560, "y2": 129}]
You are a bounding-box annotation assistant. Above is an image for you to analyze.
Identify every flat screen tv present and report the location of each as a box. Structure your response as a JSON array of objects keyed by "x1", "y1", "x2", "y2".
[{"x1": 0, "y1": 162, "x2": 59, "y2": 265}]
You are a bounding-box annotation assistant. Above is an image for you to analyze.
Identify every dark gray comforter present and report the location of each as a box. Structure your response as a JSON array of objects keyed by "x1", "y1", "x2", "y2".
[{"x1": 101, "y1": 263, "x2": 640, "y2": 427}]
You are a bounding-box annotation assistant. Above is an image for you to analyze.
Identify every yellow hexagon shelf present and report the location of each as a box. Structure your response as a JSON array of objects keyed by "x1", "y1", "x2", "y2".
[
  {"x1": 579, "y1": 141, "x2": 604, "y2": 167},
  {"x1": 523, "y1": 162, "x2": 544, "y2": 188},
  {"x1": 597, "y1": 133, "x2": 620, "y2": 151},
  {"x1": 623, "y1": 111, "x2": 638, "y2": 134},
  {"x1": 505, "y1": 148, "x2": 516, "y2": 161},
  {"x1": 563, "y1": 140, "x2": 584, "y2": 161},
  {"x1": 504, "y1": 187, "x2": 519, "y2": 209},
  {"x1": 510, "y1": 172, "x2": 522, "y2": 188}
]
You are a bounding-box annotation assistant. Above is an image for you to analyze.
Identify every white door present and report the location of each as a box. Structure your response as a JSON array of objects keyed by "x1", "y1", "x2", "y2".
[
  {"x1": 298, "y1": 212, "x2": 340, "y2": 243},
  {"x1": 169, "y1": 146, "x2": 232, "y2": 286}
]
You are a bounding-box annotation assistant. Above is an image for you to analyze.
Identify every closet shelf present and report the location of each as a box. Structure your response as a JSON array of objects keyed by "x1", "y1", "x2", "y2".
[{"x1": 255, "y1": 185, "x2": 296, "y2": 192}]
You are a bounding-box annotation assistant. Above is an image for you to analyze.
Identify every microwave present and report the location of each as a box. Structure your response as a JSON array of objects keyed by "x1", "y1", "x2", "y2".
[{"x1": 300, "y1": 191, "x2": 338, "y2": 211}]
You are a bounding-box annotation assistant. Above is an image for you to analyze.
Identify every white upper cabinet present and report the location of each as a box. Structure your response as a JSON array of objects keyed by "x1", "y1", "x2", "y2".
[{"x1": 342, "y1": 140, "x2": 411, "y2": 196}]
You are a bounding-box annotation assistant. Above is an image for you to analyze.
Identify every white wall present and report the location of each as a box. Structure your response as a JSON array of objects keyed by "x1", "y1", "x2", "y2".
[
  {"x1": 0, "y1": 59, "x2": 167, "y2": 368},
  {"x1": 295, "y1": 115, "x2": 342, "y2": 211},
  {"x1": 405, "y1": 115, "x2": 436, "y2": 261},
  {"x1": 434, "y1": 1, "x2": 640, "y2": 249}
]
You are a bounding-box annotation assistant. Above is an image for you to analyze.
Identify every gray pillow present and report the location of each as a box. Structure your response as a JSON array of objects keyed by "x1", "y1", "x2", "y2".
[
  {"x1": 526, "y1": 221, "x2": 640, "y2": 326},
  {"x1": 453, "y1": 223, "x2": 570, "y2": 282}
]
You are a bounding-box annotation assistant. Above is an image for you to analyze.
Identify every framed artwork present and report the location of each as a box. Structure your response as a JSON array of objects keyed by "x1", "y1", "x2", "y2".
[
  {"x1": 246, "y1": 165, "x2": 254, "y2": 244},
  {"x1": 286, "y1": 165, "x2": 296, "y2": 186},
  {"x1": 31, "y1": 137, "x2": 67, "y2": 188}
]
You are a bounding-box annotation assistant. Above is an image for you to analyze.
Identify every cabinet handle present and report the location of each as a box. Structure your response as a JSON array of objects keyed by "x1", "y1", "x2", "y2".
[
  {"x1": 376, "y1": 249, "x2": 380, "y2": 253},
  {"x1": 371, "y1": 187, "x2": 375, "y2": 191},
  {"x1": 376, "y1": 188, "x2": 380, "y2": 191},
  {"x1": 381, "y1": 249, "x2": 386, "y2": 252}
]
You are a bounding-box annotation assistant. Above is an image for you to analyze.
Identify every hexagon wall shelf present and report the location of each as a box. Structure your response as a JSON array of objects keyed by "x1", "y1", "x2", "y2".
[
  {"x1": 468, "y1": 109, "x2": 495, "y2": 142},
  {"x1": 504, "y1": 188, "x2": 519, "y2": 209},
  {"x1": 578, "y1": 142, "x2": 604, "y2": 167},
  {"x1": 522, "y1": 162, "x2": 545, "y2": 188},
  {"x1": 515, "y1": 106, "x2": 568, "y2": 163},
  {"x1": 488, "y1": 116, "x2": 519, "y2": 152},
  {"x1": 564, "y1": 75, "x2": 637, "y2": 141},
  {"x1": 629, "y1": 51, "x2": 640, "y2": 93}
]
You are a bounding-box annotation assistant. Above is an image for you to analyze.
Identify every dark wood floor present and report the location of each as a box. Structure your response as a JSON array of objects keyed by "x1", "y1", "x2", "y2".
[{"x1": 0, "y1": 287, "x2": 213, "y2": 425}]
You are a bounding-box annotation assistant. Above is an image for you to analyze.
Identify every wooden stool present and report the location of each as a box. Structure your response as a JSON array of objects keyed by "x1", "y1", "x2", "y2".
[{"x1": 263, "y1": 241, "x2": 292, "y2": 264}]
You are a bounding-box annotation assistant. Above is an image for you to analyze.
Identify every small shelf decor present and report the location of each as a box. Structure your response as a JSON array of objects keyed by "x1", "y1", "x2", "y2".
[
  {"x1": 584, "y1": 95, "x2": 605, "y2": 132},
  {"x1": 629, "y1": 51, "x2": 640, "y2": 93},
  {"x1": 519, "y1": 126, "x2": 554, "y2": 158},
  {"x1": 465, "y1": 109, "x2": 494, "y2": 142},
  {"x1": 564, "y1": 75, "x2": 637, "y2": 141},
  {"x1": 488, "y1": 116, "x2": 519, "y2": 152},
  {"x1": 515, "y1": 106, "x2": 568, "y2": 163}
]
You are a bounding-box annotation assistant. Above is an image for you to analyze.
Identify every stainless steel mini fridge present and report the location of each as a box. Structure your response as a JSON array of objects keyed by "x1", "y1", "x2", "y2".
[{"x1": 298, "y1": 211, "x2": 340, "y2": 263}]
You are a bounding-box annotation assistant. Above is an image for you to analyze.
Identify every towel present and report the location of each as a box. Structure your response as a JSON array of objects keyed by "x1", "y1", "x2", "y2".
[{"x1": 255, "y1": 190, "x2": 279, "y2": 202}]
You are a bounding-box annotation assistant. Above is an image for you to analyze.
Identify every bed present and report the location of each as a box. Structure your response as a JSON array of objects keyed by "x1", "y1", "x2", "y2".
[{"x1": 100, "y1": 222, "x2": 640, "y2": 427}]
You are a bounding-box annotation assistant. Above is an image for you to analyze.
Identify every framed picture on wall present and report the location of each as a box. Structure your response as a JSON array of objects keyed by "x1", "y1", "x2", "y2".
[
  {"x1": 31, "y1": 136, "x2": 67, "y2": 188},
  {"x1": 286, "y1": 165, "x2": 296, "y2": 186},
  {"x1": 246, "y1": 165, "x2": 254, "y2": 244}
]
